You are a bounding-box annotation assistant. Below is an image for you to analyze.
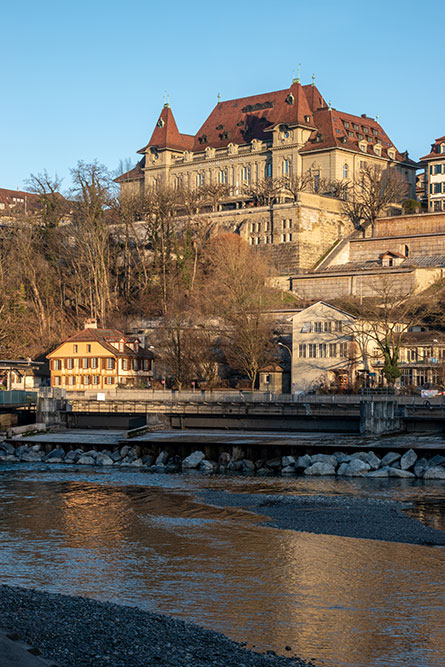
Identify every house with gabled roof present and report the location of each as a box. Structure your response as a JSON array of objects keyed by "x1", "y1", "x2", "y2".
[{"x1": 47, "y1": 320, "x2": 154, "y2": 392}]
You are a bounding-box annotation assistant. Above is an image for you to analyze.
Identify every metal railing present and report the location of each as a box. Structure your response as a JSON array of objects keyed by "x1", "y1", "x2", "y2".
[{"x1": 0, "y1": 390, "x2": 37, "y2": 405}]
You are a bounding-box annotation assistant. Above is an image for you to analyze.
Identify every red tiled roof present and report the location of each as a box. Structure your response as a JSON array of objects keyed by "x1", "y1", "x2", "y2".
[
  {"x1": 138, "y1": 105, "x2": 194, "y2": 153},
  {"x1": 191, "y1": 81, "x2": 316, "y2": 151},
  {"x1": 0, "y1": 187, "x2": 40, "y2": 211},
  {"x1": 48, "y1": 328, "x2": 153, "y2": 359},
  {"x1": 299, "y1": 107, "x2": 411, "y2": 163},
  {"x1": 133, "y1": 81, "x2": 412, "y2": 166},
  {"x1": 420, "y1": 136, "x2": 445, "y2": 162},
  {"x1": 115, "y1": 157, "x2": 145, "y2": 183}
]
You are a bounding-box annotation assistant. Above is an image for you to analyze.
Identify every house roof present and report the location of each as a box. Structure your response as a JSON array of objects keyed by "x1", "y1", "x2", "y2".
[
  {"x1": 291, "y1": 300, "x2": 356, "y2": 319},
  {"x1": 47, "y1": 328, "x2": 153, "y2": 359},
  {"x1": 123, "y1": 80, "x2": 413, "y2": 173},
  {"x1": 138, "y1": 105, "x2": 194, "y2": 154},
  {"x1": 0, "y1": 187, "x2": 41, "y2": 212},
  {"x1": 419, "y1": 136, "x2": 445, "y2": 161},
  {"x1": 114, "y1": 156, "x2": 145, "y2": 183},
  {"x1": 299, "y1": 107, "x2": 415, "y2": 164}
]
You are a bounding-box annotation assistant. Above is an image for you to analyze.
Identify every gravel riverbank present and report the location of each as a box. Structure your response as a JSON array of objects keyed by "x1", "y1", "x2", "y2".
[
  {"x1": 198, "y1": 491, "x2": 445, "y2": 545},
  {"x1": 0, "y1": 585, "x2": 318, "y2": 667}
]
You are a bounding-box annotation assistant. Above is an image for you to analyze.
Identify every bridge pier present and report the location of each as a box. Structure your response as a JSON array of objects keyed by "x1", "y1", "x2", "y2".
[{"x1": 360, "y1": 400, "x2": 402, "y2": 436}]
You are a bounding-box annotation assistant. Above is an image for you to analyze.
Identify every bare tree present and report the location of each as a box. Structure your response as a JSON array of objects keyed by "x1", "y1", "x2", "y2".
[
  {"x1": 342, "y1": 164, "x2": 408, "y2": 234},
  {"x1": 282, "y1": 171, "x2": 313, "y2": 201},
  {"x1": 202, "y1": 234, "x2": 279, "y2": 389},
  {"x1": 340, "y1": 278, "x2": 442, "y2": 384},
  {"x1": 25, "y1": 171, "x2": 68, "y2": 228},
  {"x1": 243, "y1": 177, "x2": 283, "y2": 207}
]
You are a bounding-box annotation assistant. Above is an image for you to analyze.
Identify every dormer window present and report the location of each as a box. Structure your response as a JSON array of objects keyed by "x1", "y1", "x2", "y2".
[
  {"x1": 441, "y1": 144, "x2": 445, "y2": 154},
  {"x1": 304, "y1": 114, "x2": 311, "y2": 123},
  {"x1": 374, "y1": 146, "x2": 381, "y2": 156},
  {"x1": 372, "y1": 128, "x2": 378, "y2": 136},
  {"x1": 343, "y1": 121, "x2": 350, "y2": 129},
  {"x1": 359, "y1": 142, "x2": 367, "y2": 152},
  {"x1": 156, "y1": 118, "x2": 165, "y2": 128},
  {"x1": 363, "y1": 126, "x2": 369, "y2": 134},
  {"x1": 388, "y1": 149, "x2": 395, "y2": 160},
  {"x1": 286, "y1": 93, "x2": 295, "y2": 105},
  {"x1": 353, "y1": 123, "x2": 359, "y2": 131}
]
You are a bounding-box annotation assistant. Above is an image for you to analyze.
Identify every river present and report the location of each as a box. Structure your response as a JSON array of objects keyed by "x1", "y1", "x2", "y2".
[{"x1": 0, "y1": 463, "x2": 444, "y2": 667}]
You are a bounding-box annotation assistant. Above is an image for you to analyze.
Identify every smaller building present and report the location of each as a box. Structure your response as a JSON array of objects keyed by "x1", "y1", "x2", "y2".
[
  {"x1": 47, "y1": 321, "x2": 154, "y2": 391},
  {"x1": 419, "y1": 136, "x2": 445, "y2": 212},
  {"x1": 290, "y1": 301, "x2": 445, "y2": 392}
]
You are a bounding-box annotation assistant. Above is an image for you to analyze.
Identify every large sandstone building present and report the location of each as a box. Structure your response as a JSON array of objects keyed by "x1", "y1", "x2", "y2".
[{"x1": 117, "y1": 78, "x2": 416, "y2": 275}]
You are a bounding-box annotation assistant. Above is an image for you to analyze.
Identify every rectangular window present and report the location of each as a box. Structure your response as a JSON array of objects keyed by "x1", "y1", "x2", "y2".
[
  {"x1": 84, "y1": 375, "x2": 91, "y2": 385},
  {"x1": 324, "y1": 322, "x2": 332, "y2": 333},
  {"x1": 67, "y1": 358, "x2": 74, "y2": 369},
  {"x1": 106, "y1": 358, "x2": 115, "y2": 370},
  {"x1": 319, "y1": 343, "x2": 327, "y2": 358},
  {"x1": 314, "y1": 322, "x2": 322, "y2": 333},
  {"x1": 87, "y1": 344, "x2": 91, "y2": 353},
  {"x1": 339, "y1": 342, "x2": 348, "y2": 357},
  {"x1": 54, "y1": 376, "x2": 61, "y2": 386},
  {"x1": 434, "y1": 164, "x2": 442, "y2": 174},
  {"x1": 91, "y1": 358, "x2": 98, "y2": 369},
  {"x1": 301, "y1": 322, "x2": 311, "y2": 333},
  {"x1": 68, "y1": 376, "x2": 75, "y2": 386},
  {"x1": 53, "y1": 359, "x2": 61, "y2": 370},
  {"x1": 105, "y1": 377, "x2": 114, "y2": 385},
  {"x1": 329, "y1": 343, "x2": 337, "y2": 357},
  {"x1": 143, "y1": 359, "x2": 149, "y2": 370},
  {"x1": 93, "y1": 375, "x2": 100, "y2": 385},
  {"x1": 73, "y1": 344, "x2": 78, "y2": 353},
  {"x1": 132, "y1": 359, "x2": 138, "y2": 371},
  {"x1": 335, "y1": 321, "x2": 343, "y2": 332},
  {"x1": 308, "y1": 344, "x2": 317, "y2": 358},
  {"x1": 122, "y1": 359, "x2": 128, "y2": 370},
  {"x1": 82, "y1": 358, "x2": 88, "y2": 369},
  {"x1": 434, "y1": 183, "x2": 442, "y2": 193},
  {"x1": 299, "y1": 344, "x2": 306, "y2": 358}
]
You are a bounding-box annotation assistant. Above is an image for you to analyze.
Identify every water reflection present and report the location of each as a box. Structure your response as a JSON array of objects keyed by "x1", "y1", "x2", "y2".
[{"x1": 0, "y1": 468, "x2": 443, "y2": 667}]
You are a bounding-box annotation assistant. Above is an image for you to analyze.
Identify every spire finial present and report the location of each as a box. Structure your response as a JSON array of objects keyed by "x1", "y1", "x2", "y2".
[
  {"x1": 376, "y1": 113, "x2": 379, "y2": 122},
  {"x1": 312, "y1": 73, "x2": 316, "y2": 87},
  {"x1": 328, "y1": 100, "x2": 332, "y2": 110},
  {"x1": 292, "y1": 63, "x2": 301, "y2": 84},
  {"x1": 217, "y1": 92, "x2": 221, "y2": 103},
  {"x1": 163, "y1": 90, "x2": 170, "y2": 108}
]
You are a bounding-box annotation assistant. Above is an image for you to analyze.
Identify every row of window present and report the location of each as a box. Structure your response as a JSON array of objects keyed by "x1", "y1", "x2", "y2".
[
  {"x1": 300, "y1": 321, "x2": 344, "y2": 333},
  {"x1": 54, "y1": 376, "x2": 115, "y2": 386},
  {"x1": 299, "y1": 343, "x2": 348, "y2": 358},
  {"x1": 249, "y1": 234, "x2": 292, "y2": 245},
  {"x1": 430, "y1": 182, "x2": 445, "y2": 194},
  {"x1": 52, "y1": 358, "x2": 149, "y2": 370}
]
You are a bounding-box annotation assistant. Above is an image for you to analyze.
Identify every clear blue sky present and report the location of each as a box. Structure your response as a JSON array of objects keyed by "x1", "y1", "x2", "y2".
[{"x1": 1, "y1": 0, "x2": 443, "y2": 192}]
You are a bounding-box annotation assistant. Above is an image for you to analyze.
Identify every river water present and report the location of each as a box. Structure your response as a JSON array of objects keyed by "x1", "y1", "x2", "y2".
[{"x1": 0, "y1": 463, "x2": 444, "y2": 667}]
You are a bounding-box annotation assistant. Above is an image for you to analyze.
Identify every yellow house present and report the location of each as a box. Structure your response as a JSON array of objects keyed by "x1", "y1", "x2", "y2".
[{"x1": 47, "y1": 322, "x2": 154, "y2": 391}]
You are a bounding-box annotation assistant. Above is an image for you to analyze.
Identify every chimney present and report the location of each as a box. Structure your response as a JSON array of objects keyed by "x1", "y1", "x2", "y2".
[{"x1": 84, "y1": 318, "x2": 98, "y2": 329}]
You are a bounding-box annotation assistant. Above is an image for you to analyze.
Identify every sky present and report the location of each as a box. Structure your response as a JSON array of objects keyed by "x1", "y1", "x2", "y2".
[{"x1": 1, "y1": 0, "x2": 443, "y2": 192}]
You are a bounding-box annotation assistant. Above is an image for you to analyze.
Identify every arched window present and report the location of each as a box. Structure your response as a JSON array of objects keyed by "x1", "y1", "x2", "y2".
[
  {"x1": 404, "y1": 245, "x2": 409, "y2": 257},
  {"x1": 343, "y1": 164, "x2": 348, "y2": 179},
  {"x1": 217, "y1": 169, "x2": 227, "y2": 184},
  {"x1": 265, "y1": 162, "x2": 272, "y2": 178}
]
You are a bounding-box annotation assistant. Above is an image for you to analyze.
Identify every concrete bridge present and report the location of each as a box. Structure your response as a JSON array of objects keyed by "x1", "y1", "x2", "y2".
[{"x1": 34, "y1": 389, "x2": 434, "y2": 435}]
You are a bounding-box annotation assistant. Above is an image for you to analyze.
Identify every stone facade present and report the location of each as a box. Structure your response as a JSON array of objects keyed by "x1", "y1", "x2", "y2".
[{"x1": 284, "y1": 211, "x2": 445, "y2": 300}]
